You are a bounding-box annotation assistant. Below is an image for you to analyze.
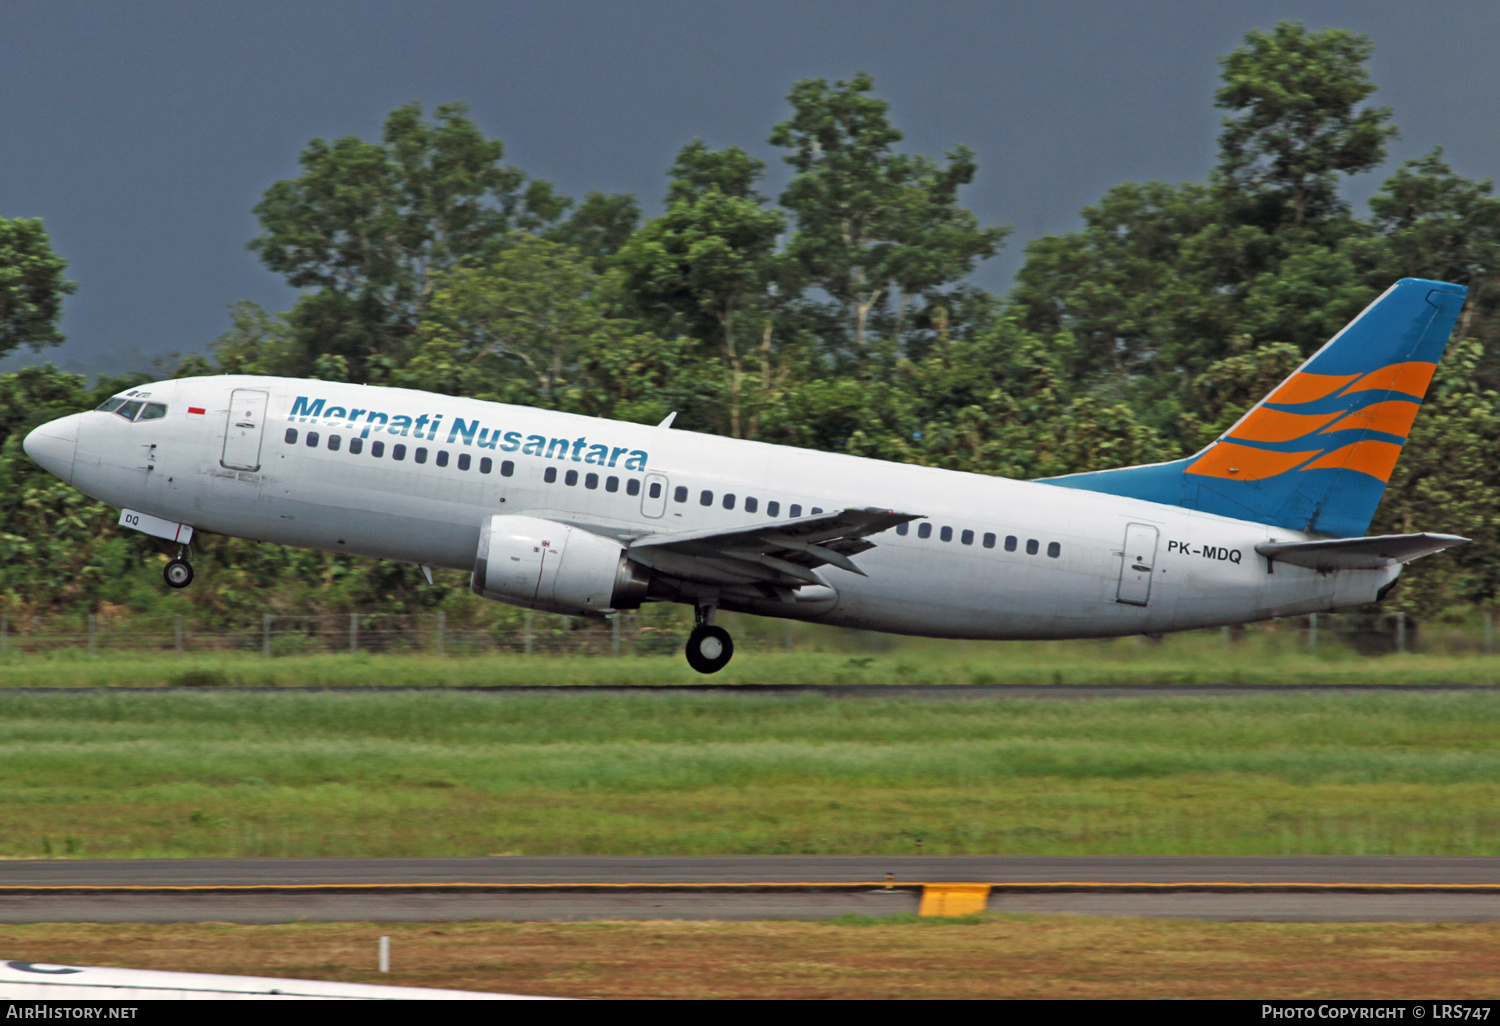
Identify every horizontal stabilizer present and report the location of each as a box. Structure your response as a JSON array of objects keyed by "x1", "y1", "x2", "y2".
[{"x1": 1254, "y1": 532, "x2": 1468, "y2": 572}]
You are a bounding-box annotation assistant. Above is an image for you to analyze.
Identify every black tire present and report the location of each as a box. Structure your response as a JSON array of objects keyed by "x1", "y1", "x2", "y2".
[
  {"x1": 685, "y1": 624, "x2": 734, "y2": 674},
  {"x1": 163, "y1": 559, "x2": 194, "y2": 589}
]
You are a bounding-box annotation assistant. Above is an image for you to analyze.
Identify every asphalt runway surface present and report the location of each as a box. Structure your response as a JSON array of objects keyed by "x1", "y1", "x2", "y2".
[{"x1": 3, "y1": 857, "x2": 1497, "y2": 923}]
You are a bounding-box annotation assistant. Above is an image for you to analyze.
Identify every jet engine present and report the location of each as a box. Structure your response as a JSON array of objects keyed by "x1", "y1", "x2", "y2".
[{"x1": 470, "y1": 514, "x2": 650, "y2": 616}]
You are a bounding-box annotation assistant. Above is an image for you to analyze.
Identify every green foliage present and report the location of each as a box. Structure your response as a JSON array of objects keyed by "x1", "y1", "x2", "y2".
[{"x1": 0, "y1": 218, "x2": 76, "y2": 355}]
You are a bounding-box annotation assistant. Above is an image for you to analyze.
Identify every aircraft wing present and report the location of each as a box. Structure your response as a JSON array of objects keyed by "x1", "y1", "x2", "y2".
[
  {"x1": 1254, "y1": 532, "x2": 1468, "y2": 572},
  {"x1": 627, "y1": 507, "x2": 920, "y2": 587}
]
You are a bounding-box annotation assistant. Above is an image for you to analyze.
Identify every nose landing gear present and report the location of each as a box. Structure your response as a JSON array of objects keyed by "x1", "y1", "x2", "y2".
[
  {"x1": 163, "y1": 545, "x2": 194, "y2": 589},
  {"x1": 685, "y1": 603, "x2": 733, "y2": 674}
]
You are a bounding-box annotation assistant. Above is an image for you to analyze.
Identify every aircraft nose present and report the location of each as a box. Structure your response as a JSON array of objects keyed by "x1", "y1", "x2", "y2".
[{"x1": 23, "y1": 413, "x2": 81, "y2": 485}]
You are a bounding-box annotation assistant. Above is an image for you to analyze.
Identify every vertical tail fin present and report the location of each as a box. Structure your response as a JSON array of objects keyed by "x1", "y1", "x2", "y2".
[{"x1": 1042, "y1": 278, "x2": 1469, "y2": 537}]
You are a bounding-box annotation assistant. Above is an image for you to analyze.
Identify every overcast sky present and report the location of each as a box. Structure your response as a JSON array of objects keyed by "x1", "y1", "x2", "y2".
[{"x1": 2, "y1": 0, "x2": 1496, "y2": 379}]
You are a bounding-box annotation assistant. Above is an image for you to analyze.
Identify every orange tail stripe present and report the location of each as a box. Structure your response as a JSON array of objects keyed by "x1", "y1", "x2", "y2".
[
  {"x1": 1186, "y1": 442, "x2": 1322, "y2": 481},
  {"x1": 1319, "y1": 399, "x2": 1420, "y2": 439},
  {"x1": 1229, "y1": 407, "x2": 1344, "y2": 443},
  {"x1": 1300, "y1": 440, "x2": 1404, "y2": 482},
  {"x1": 1266, "y1": 372, "x2": 1359, "y2": 405},
  {"x1": 1343, "y1": 361, "x2": 1437, "y2": 399}
]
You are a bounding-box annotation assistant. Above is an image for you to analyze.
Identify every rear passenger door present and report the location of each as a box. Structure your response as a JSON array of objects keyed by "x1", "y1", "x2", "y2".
[{"x1": 641, "y1": 473, "x2": 669, "y2": 518}]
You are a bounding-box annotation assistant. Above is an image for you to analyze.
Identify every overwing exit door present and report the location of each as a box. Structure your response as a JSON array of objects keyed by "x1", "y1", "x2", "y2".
[
  {"x1": 1116, "y1": 523, "x2": 1159, "y2": 606},
  {"x1": 641, "y1": 473, "x2": 669, "y2": 518},
  {"x1": 221, "y1": 389, "x2": 269, "y2": 472}
]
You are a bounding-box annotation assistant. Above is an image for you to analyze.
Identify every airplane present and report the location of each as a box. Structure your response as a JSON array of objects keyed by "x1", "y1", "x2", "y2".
[{"x1": 22, "y1": 277, "x2": 1470, "y2": 674}]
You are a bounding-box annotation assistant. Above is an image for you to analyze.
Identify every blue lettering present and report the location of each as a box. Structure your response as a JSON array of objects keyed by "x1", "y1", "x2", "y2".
[
  {"x1": 427, "y1": 414, "x2": 442, "y2": 440},
  {"x1": 360, "y1": 411, "x2": 388, "y2": 439},
  {"x1": 585, "y1": 444, "x2": 609, "y2": 466},
  {"x1": 476, "y1": 427, "x2": 499, "y2": 450},
  {"x1": 389, "y1": 414, "x2": 413, "y2": 437},
  {"x1": 501, "y1": 431, "x2": 522, "y2": 452},
  {"x1": 547, "y1": 438, "x2": 570, "y2": 460},
  {"x1": 625, "y1": 450, "x2": 648, "y2": 471},
  {"x1": 289, "y1": 396, "x2": 325, "y2": 422},
  {"x1": 609, "y1": 446, "x2": 628, "y2": 468},
  {"x1": 324, "y1": 405, "x2": 347, "y2": 421},
  {"x1": 522, "y1": 435, "x2": 547, "y2": 456},
  {"x1": 449, "y1": 418, "x2": 480, "y2": 446}
]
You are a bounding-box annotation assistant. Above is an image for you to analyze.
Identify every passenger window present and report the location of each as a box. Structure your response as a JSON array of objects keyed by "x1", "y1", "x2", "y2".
[
  {"x1": 918, "y1": 523, "x2": 932, "y2": 539},
  {"x1": 457, "y1": 453, "x2": 470, "y2": 471},
  {"x1": 723, "y1": 494, "x2": 736, "y2": 510},
  {"x1": 137, "y1": 403, "x2": 167, "y2": 421},
  {"x1": 392, "y1": 443, "x2": 406, "y2": 461},
  {"x1": 96, "y1": 398, "x2": 125, "y2": 413},
  {"x1": 700, "y1": 490, "x2": 713, "y2": 506},
  {"x1": 632, "y1": 480, "x2": 646, "y2": 498},
  {"x1": 500, "y1": 460, "x2": 513, "y2": 476},
  {"x1": 436, "y1": 450, "x2": 449, "y2": 467},
  {"x1": 1005, "y1": 535, "x2": 1017, "y2": 552},
  {"x1": 586, "y1": 473, "x2": 599, "y2": 489},
  {"x1": 767, "y1": 501, "x2": 780, "y2": 517},
  {"x1": 284, "y1": 428, "x2": 298, "y2": 444},
  {"x1": 372, "y1": 441, "x2": 385, "y2": 458},
  {"x1": 306, "y1": 431, "x2": 319, "y2": 447},
  {"x1": 961, "y1": 529, "x2": 974, "y2": 545},
  {"x1": 674, "y1": 486, "x2": 688, "y2": 503},
  {"x1": 565, "y1": 469, "x2": 578, "y2": 486},
  {"x1": 790, "y1": 504, "x2": 802, "y2": 518},
  {"x1": 896, "y1": 522, "x2": 908, "y2": 536},
  {"x1": 544, "y1": 466, "x2": 557, "y2": 483},
  {"x1": 940, "y1": 526, "x2": 953, "y2": 542},
  {"x1": 350, "y1": 438, "x2": 363, "y2": 455},
  {"x1": 1026, "y1": 539, "x2": 1039, "y2": 555},
  {"x1": 415, "y1": 448, "x2": 428, "y2": 464},
  {"x1": 983, "y1": 532, "x2": 996, "y2": 549},
  {"x1": 606, "y1": 476, "x2": 619, "y2": 493},
  {"x1": 478, "y1": 457, "x2": 491, "y2": 474},
  {"x1": 1047, "y1": 541, "x2": 1061, "y2": 558},
  {"x1": 328, "y1": 435, "x2": 341, "y2": 451},
  {"x1": 117, "y1": 401, "x2": 143, "y2": 421},
  {"x1": 745, "y1": 497, "x2": 758, "y2": 513}
]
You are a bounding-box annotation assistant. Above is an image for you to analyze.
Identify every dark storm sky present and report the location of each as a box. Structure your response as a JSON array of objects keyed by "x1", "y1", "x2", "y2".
[{"x1": 1, "y1": 0, "x2": 1495, "y2": 379}]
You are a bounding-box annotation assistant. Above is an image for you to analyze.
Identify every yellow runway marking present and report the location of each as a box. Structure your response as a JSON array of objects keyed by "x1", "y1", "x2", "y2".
[
  {"x1": 0, "y1": 881, "x2": 1496, "y2": 892},
  {"x1": 919, "y1": 884, "x2": 992, "y2": 917}
]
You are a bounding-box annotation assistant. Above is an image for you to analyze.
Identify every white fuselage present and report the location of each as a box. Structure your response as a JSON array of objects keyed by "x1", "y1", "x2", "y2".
[{"x1": 46, "y1": 375, "x2": 1396, "y2": 639}]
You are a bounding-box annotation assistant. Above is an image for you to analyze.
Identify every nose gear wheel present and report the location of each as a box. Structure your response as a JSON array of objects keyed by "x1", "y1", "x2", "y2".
[{"x1": 163, "y1": 559, "x2": 194, "y2": 589}]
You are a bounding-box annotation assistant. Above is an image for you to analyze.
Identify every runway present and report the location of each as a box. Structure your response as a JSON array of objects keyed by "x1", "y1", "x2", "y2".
[{"x1": 2, "y1": 857, "x2": 1496, "y2": 923}]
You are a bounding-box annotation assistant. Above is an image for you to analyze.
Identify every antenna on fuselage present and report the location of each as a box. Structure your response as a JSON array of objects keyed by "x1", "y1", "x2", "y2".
[{"x1": 657, "y1": 412, "x2": 677, "y2": 429}]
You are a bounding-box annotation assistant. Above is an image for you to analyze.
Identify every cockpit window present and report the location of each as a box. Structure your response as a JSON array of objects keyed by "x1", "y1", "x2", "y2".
[
  {"x1": 96, "y1": 397, "x2": 125, "y2": 413},
  {"x1": 116, "y1": 400, "x2": 144, "y2": 421},
  {"x1": 136, "y1": 403, "x2": 167, "y2": 421}
]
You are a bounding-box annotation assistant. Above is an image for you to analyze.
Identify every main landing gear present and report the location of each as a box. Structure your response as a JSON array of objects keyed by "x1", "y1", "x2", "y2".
[
  {"x1": 685, "y1": 604, "x2": 733, "y2": 674},
  {"x1": 163, "y1": 545, "x2": 194, "y2": 589}
]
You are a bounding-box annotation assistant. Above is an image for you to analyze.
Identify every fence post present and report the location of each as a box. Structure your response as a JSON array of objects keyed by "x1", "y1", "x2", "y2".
[
  {"x1": 350, "y1": 612, "x2": 359, "y2": 655},
  {"x1": 175, "y1": 615, "x2": 183, "y2": 656},
  {"x1": 378, "y1": 935, "x2": 389, "y2": 973},
  {"x1": 263, "y1": 613, "x2": 272, "y2": 658},
  {"x1": 611, "y1": 614, "x2": 621, "y2": 658},
  {"x1": 436, "y1": 611, "x2": 445, "y2": 657},
  {"x1": 784, "y1": 620, "x2": 794, "y2": 652},
  {"x1": 523, "y1": 610, "x2": 533, "y2": 655},
  {"x1": 1396, "y1": 610, "x2": 1407, "y2": 655},
  {"x1": 1307, "y1": 613, "x2": 1318, "y2": 655},
  {"x1": 88, "y1": 614, "x2": 97, "y2": 656}
]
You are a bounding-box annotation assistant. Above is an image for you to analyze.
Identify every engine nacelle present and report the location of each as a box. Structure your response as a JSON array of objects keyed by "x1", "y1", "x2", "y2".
[{"x1": 470, "y1": 514, "x2": 650, "y2": 616}]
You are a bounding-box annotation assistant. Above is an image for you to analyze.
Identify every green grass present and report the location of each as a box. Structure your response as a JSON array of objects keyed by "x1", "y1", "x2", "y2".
[
  {"x1": 1, "y1": 689, "x2": 1497, "y2": 858},
  {"x1": 3, "y1": 626, "x2": 1500, "y2": 686}
]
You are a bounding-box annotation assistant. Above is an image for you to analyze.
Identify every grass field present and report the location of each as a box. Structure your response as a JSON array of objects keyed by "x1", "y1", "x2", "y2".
[
  {"x1": 4, "y1": 625, "x2": 1500, "y2": 687},
  {"x1": 2, "y1": 689, "x2": 1497, "y2": 858},
  {"x1": 3, "y1": 918, "x2": 1496, "y2": 998}
]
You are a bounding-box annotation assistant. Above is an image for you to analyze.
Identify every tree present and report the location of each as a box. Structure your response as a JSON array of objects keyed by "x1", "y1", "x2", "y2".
[
  {"x1": 1215, "y1": 21, "x2": 1397, "y2": 229},
  {"x1": 770, "y1": 72, "x2": 1005, "y2": 348},
  {"x1": 546, "y1": 191, "x2": 641, "y2": 271},
  {"x1": 0, "y1": 218, "x2": 76, "y2": 357},
  {"x1": 617, "y1": 141, "x2": 790, "y2": 437},
  {"x1": 248, "y1": 102, "x2": 568, "y2": 379}
]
